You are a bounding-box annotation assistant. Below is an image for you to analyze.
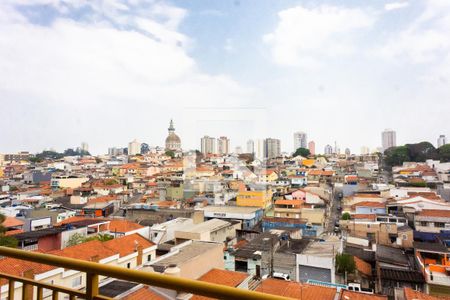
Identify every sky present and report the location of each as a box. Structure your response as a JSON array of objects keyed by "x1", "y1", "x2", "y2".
[{"x1": 0, "y1": 0, "x2": 449, "y2": 155}]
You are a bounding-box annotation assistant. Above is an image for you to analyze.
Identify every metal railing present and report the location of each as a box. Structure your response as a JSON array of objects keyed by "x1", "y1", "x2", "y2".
[{"x1": 0, "y1": 246, "x2": 291, "y2": 300}]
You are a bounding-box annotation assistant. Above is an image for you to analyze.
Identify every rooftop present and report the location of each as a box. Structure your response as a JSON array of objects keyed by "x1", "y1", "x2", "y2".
[{"x1": 149, "y1": 241, "x2": 221, "y2": 271}]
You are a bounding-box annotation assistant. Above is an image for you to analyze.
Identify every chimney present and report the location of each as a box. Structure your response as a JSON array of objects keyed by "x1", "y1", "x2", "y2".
[{"x1": 22, "y1": 268, "x2": 35, "y2": 299}]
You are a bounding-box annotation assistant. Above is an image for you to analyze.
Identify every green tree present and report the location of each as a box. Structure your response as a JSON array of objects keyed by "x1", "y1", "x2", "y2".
[
  {"x1": 438, "y1": 144, "x2": 450, "y2": 162},
  {"x1": 66, "y1": 233, "x2": 86, "y2": 247},
  {"x1": 293, "y1": 147, "x2": 310, "y2": 158},
  {"x1": 341, "y1": 212, "x2": 351, "y2": 220},
  {"x1": 336, "y1": 253, "x2": 356, "y2": 274},
  {"x1": 0, "y1": 214, "x2": 18, "y2": 248},
  {"x1": 165, "y1": 150, "x2": 175, "y2": 158},
  {"x1": 384, "y1": 146, "x2": 410, "y2": 167}
]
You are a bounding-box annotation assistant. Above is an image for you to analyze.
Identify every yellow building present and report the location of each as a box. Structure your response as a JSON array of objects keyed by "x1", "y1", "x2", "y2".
[
  {"x1": 302, "y1": 159, "x2": 315, "y2": 168},
  {"x1": 236, "y1": 190, "x2": 273, "y2": 208}
]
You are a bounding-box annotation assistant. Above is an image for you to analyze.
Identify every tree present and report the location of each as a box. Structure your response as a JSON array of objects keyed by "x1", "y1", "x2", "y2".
[
  {"x1": 66, "y1": 233, "x2": 86, "y2": 247},
  {"x1": 438, "y1": 144, "x2": 450, "y2": 162},
  {"x1": 165, "y1": 150, "x2": 175, "y2": 158},
  {"x1": 0, "y1": 214, "x2": 18, "y2": 248},
  {"x1": 336, "y1": 253, "x2": 356, "y2": 274},
  {"x1": 384, "y1": 146, "x2": 410, "y2": 167},
  {"x1": 341, "y1": 212, "x2": 351, "y2": 220},
  {"x1": 66, "y1": 233, "x2": 114, "y2": 247},
  {"x1": 293, "y1": 147, "x2": 310, "y2": 158}
]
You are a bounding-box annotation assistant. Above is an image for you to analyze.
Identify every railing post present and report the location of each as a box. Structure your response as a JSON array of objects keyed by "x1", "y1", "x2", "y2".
[
  {"x1": 8, "y1": 280, "x2": 15, "y2": 300},
  {"x1": 86, "y1": 273, "x2": 99, "y2": 300},
  {"x1": 37, "y1": 287, "x2": 43, "y2": 300}
]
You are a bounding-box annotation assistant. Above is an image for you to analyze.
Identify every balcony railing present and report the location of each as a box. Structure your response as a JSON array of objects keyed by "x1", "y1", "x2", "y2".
[{"x1": 0, "y1": 246, "x2": 290, "y2": 300}]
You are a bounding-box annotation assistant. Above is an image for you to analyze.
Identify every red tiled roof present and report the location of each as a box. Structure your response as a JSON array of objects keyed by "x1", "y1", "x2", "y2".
[
  {"x1": 3, "y1": 216, "x2": 24, "y2": 228},
  {"x1": 352, "y1": 201, "x2": 385, "y2": 209},
  {"x1": 418, "y1": 209, "x2": 450, "y2": 218},
  {"x1": 5, "y1": 229, "x2": 24, "y2": 236},
  {"x1": 274, "y1": 199, "x2": 303, "y2": 207},
  {"x1": 123, "y1": 287, "x2": 164, "y2": 300},
  {"x1": 108, "y1": 219, "x2": 144, "y2": 233},
  {"x1": 256, "y1": 279, "x2": 337, "y2": 300},
  {"x1": 354, "y1": 256, "x2": 372, "y2": 277},
  {"x1": 191, "y1": 269, "x2": 249, "y2": 300},
  {"x1": 102, "y1": 233, "x2": 154, "y2": 257}
]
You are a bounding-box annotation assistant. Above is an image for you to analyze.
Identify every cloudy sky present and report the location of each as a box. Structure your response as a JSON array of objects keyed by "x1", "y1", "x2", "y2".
[{"x1": 0, "y1": 0, "x2": 449, "y2": 155}]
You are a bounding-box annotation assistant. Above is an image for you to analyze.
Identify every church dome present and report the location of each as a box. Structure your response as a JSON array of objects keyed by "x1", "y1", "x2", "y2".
[
  {"x1": 165, "y1": 133, "x2": 181, "y2": 145},
  {"x1": 165, "y1": 119, "x2": 181, "y2": 151}
]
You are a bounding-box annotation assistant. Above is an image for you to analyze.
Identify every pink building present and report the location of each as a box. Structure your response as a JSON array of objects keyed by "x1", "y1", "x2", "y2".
[{"x1": 308, "y1": 141, "x2": 316, "y2": 155}]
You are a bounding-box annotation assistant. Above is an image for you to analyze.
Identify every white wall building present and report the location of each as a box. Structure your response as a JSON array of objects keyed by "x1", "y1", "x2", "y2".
[
  {"x1": 201, "y1": 136, "x2": 216, "y2": 155},
  {"x1": 217, "y1": 136, "x2": 230, "y2": 155},
  {"x1": 128, "y1": 139, "x2": 141, "y2": 156},
  {"x1": 293, "y1": 131, "x2": 307, "y2": 151},
  {"x1": 438, "y1": 135, "x2": 447, "y2": 148},
  {"x1": 382, "y1": 129, "x2": 396, "y2": 151}
]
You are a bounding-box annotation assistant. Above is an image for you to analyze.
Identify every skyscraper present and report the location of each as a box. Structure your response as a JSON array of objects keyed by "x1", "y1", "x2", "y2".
[
  {"x1": 265, "y1": 138, "x2": 281, "y2": 159},
  {"x1": 255, "y1": 139, "x2": 265, "y2": 160},
  {"x1": 438, "y1": 135, "x2": 447, "y2": 148},
  {"x1": 382, "y1": 129, "x2": 396, "y2": 151},
  {"x1": 128, "y1": 139, "x2": 141, "y2": 156},
  {"x1": 345, "y1": 148, "x2": 351, "y2": 156},
  {"x1": 293, "y1": 131, "x2": 307, "y2": 150},
  {"x1": 201, "y1": 136, "x2": 216, "y2": 155},
  {"x1": 217, "y1": 136, "x2": 230, "y2": 155},
  {"x1": 246, "y1": 139, "x2": 255, "y2": 154},
  {"x1": 308, "y1": 141, "x2": 315, "y2": 155},
  {"x1": 324, "y1": 144, "x2": 333, "y2": 155},
  {"x1": 81, "y1": 142, "x2": 89, "y2": 153}
]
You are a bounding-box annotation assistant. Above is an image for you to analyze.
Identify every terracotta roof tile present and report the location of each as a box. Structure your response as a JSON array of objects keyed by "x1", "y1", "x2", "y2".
[
  {"x1": 191, "y1": 268, "x2": 249, "y2": 300},
  {"x1": 122, "y1": 287, "x2": 164, "y2": 300},
  {"x1": 418, "y1": 209, "x2": 450, "y2": 218},
  {"x1": 3, "y1": 216, "x2": 24, "y2": 228},
  {"x1": 354, "y1": 256, "x2": 372, "y2": 277},
  {"x1": 256, "y1": 279, "x2": 337, "y2": 300},
  {"x1": 108, "y1": 219, "x2": 144, "y2": 233}
]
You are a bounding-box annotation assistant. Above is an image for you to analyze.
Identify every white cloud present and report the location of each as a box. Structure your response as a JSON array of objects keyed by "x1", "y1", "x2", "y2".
[
  {"x1": 384, "y1": 2, "x2": 409, "y2": 11},
  {"x1": 263, "y1": 5, "x2": 375, "y2": 67},
  {"x1": 0, "y1": 1, "x2": 253, "y2": 153},
  {"x1": 378, "y1": 0, "x2": 450, "y2": 63}
]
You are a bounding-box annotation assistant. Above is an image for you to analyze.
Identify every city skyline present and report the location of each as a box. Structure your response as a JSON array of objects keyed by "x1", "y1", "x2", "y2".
[{"x1": 0, "y1": 1, "x2": 449, "y2": 154}]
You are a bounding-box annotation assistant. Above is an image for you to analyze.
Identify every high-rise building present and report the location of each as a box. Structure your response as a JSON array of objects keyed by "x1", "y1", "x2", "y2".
[
  {"x1": 108, "y1": 147, "x2": 124, "y2": 156},
  {"x1": 382, "y1": 129, "x2": 396, "y2": 151},
  {"x1": 81, "y1": 142, "x2": 89, "y2": 153},
  {"x1": 217, "y1": 136, "x2": 230, "y2": 155},
  {"x1": 345, "y1": 148, "x2": 351, "y2": 156},
  {"x1": 165, "y1": 119, "x2": 181, "y2": 151},
  {"x1": 265, "y1": 138, "x2": 281, "y2": 159},
  {"x1": 246, "y1": 139, "x2": 255, "y2": 154},
  {"x1": 201, "y1": 136, "x2": 216, "y2": 155},
  {"x1": 293, "y1": 131, "x2": 307, "y2": 150},
  {"x1": 234, "y1": 146, "x2": 242, "y2": 154},
  {"x1": 308, "y1": 141, "x2": 315, "y2": 155},
  {"x1": 438, "y1": 135, "x2": 447, "y2": 148},
  {"x1": 255, "y1": 139, "x2": 265, "y2": 160},
  {"x1": 360, "y1": 146, "x2": 370, "y2": 155},
  {"x1": 324, "y1": 144, "x2": 333, "y2": 155},
  {"x1": 128, "y1": 139, "x2": 141, "y2": 156}
]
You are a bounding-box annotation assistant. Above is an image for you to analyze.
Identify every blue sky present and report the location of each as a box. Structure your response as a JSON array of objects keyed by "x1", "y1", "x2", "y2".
[{"x1": 0, "y1": 0, "x2": 449, "y2": 154}]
